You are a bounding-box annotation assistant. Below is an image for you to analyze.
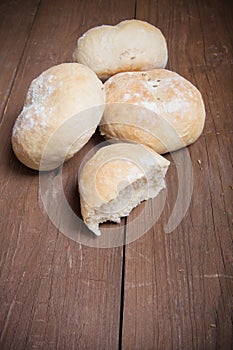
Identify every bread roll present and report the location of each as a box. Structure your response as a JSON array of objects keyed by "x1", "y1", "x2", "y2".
[
  {"x1": 73, "y1": 19, "x2": 168, "y2": 80},
  {"x1": 78, "y1": 143, "x2": 170, "y2": 236},
  {"x1": 100, "y1": 69, "x2": 205, "y2": 153},
  {"x1": 12, "y1": 63, "x2": 105, "y2": 170}
]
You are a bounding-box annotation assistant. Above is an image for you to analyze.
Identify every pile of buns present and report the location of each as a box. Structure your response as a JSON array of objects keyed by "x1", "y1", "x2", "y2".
[{"x1": 11, "y1": 20, "x2": 205, "y2": 235}]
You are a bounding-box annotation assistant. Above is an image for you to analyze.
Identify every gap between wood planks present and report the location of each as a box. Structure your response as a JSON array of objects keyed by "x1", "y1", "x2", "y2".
[
  {"x1": 118, "y1": 220, "x2": 126, "y2": 350},
  {"x1": 118, "y1": 2, "x2": 137, "y2": 348}
]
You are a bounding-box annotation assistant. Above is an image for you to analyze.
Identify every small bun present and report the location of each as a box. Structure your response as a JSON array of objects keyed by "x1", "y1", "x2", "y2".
[
  {"x1": 78, "y1": 143, "x2": 170, "y2": 236},
  {"x1": 73, "y1": 19, "x2": 168, "y2": 80},
  {"x1": 12, "y1": 63, "x2": 105, "y2": 170},
  {"x1": 100, "y1": 69, "x2": 205, "y2": 153}
]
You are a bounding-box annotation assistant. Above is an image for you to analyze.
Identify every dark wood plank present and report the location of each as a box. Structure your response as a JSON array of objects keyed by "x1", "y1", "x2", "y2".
[
  {"x1": 0, "y1": 0, "x2": 135, "y2": 349},
  {"x1": 135, "y1": 0, "x2": 233, "y2": 135},
  {"x1": 0, "y1": 0, "x2": 40, "y2": 121},
  {"x1": 121, "y1": 0, "x2": 233, "y2": 349}
]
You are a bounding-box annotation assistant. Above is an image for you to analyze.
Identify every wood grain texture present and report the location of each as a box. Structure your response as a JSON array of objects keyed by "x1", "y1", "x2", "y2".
[
  {"x1": 0, "y1": 0, "x2": 40, "y2": 121},
  {"x1": 0, "y1": 0, "x2": 232, "y2": 349},
  {"x1": 0, "y1": 0, "x2": 135, "y2": 349},
  {"x1": 121, "y1": 0, "x2": 233, "y2": 349}
]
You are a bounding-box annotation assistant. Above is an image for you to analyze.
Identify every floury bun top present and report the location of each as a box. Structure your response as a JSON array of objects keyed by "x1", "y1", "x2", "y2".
[
  {"x1": 73, "y1": 19, "x2": 168, "y2": 80},
  {"x1": 12, "y1": 63, "x2": 105, "y2": 171},
  {"x1": 100, "y1": 69, "x2": 205, "y2": 154}
]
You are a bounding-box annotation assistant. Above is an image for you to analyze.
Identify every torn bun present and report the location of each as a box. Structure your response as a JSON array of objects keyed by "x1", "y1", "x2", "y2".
[{"x1": 78, "y1": 143, "x2": 170, "y2": 235}]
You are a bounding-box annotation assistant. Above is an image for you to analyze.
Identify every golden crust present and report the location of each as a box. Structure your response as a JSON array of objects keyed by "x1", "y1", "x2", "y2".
[
  {"x1": 73, "y1": 19, "x2": 168, "y2": 79},
  {"x1": 78, "y1": 143, "x2": 170, "y2": 223},
  {"x1": 100, "y1": 69, "x2": 205, "y2": 153},
  {"x1": 12, "y1": 63, "x2": 105, "y2": 170},
  {"x1": 78, "y1": 143, "x2": 170, "y2": 235}
]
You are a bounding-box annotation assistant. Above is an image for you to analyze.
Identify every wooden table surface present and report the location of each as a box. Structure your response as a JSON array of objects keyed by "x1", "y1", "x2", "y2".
[{"x1": 0, "y1": 0, "x2": 232, "y2": 349}]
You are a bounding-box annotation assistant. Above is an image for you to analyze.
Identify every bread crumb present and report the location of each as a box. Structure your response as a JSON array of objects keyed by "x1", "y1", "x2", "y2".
[
  {"x1": 197, "y1": 159, "x2": 201, "y2": 165},
  {"x1": 209, "y1": 324, "x2": 216, "y2": 328}
]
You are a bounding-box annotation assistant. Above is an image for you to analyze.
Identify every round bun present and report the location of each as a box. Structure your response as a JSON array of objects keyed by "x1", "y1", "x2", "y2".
[
  {"x1": 100, "y1": 69, "x2": 205, "y2": 153},
  {"x1": 78, "y1": 143, "x2": 170, "y2": 236},
  {"x1": 73, "y1": 19, "x2": 168, "y2": 80},
  {"x1": 12, "y1": 63, "x2": 105, "y2": 170}
]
